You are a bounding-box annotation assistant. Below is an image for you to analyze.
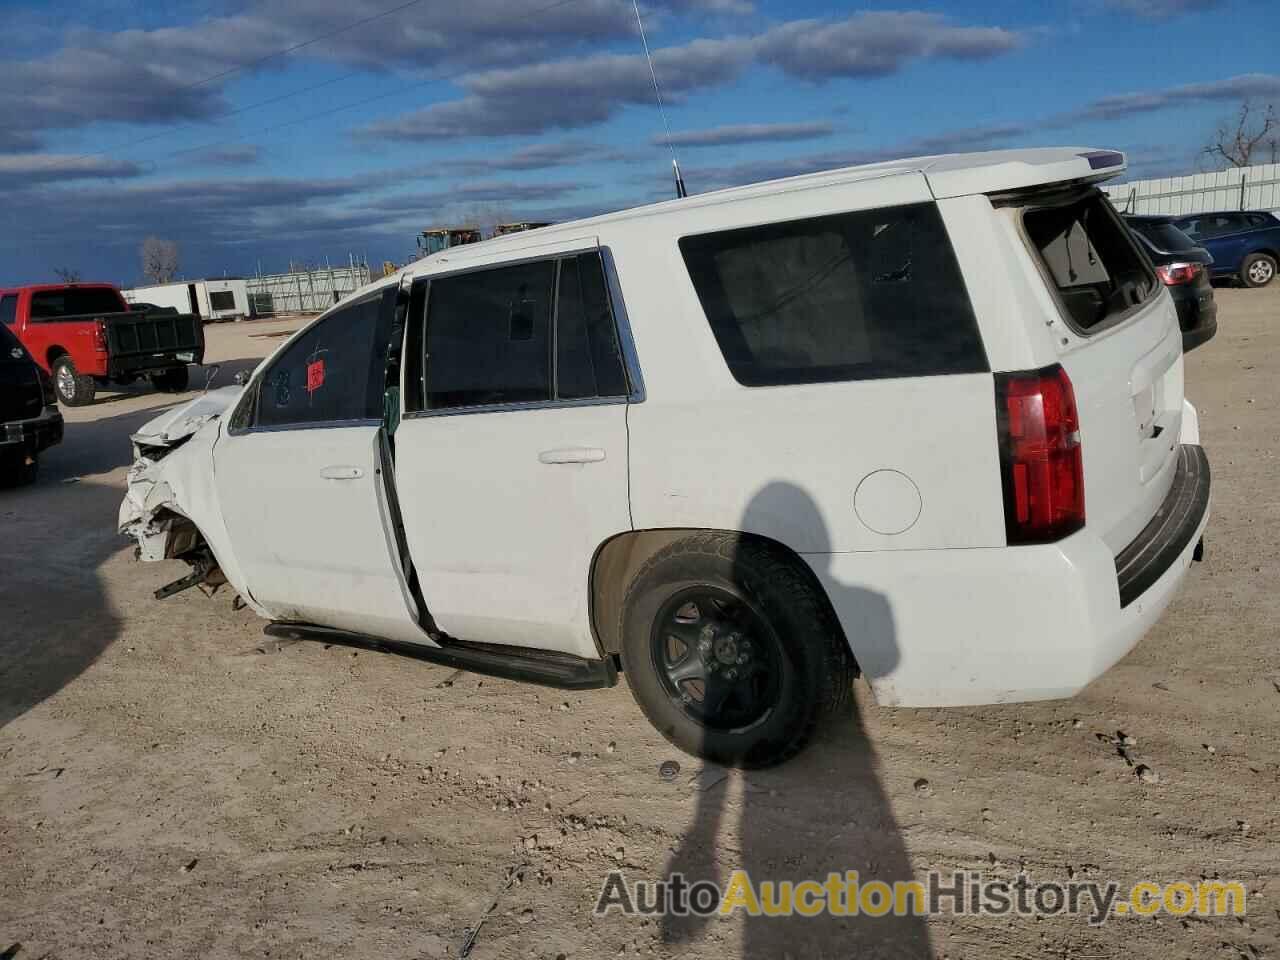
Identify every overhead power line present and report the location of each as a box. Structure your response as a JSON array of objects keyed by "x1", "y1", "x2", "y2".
[
  {"x1": 184, "y1": 0, "x2": 428, "y2": 92},
  {"x1": 25, "y1": 0, "x2": 582, "y2": 176}
]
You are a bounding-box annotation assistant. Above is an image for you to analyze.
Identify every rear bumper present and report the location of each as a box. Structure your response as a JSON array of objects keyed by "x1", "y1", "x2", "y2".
[
  {"x1": 108, "y1": 350, "x2": 204, "y2": 377},
  {"x1": 0, "y1": 406, "x2": 64, "y2": 454},
  {"x1": 1115, "y1": 444, "x2": 1210, "y2": 607},
  {"x1": 806, "y1": 444, "x2": 1210, "y2": 707},
  {"x1": 1172, "y1": 290, "x2": 1217, "y2": 352}
]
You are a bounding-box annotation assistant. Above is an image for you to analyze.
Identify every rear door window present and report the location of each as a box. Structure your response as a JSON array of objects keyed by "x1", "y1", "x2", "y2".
[
  {"x1": 413, "y1": 252, "x2": 629, "y2": 412},
  {"x1": 1196, "y1": 214, "x2": 1245, "y2": 238},
  {"x1": 422, "y1": 261, "x2": 556, "y2": 410},
  {"x1": 1023, "y1": 191, "x2": 1155, "y2": 332},
  {"x1": 679, "y1": 203, "x2": 987, "y2": 387}
]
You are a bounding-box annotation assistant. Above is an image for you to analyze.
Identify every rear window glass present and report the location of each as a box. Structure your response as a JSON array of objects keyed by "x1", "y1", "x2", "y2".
[
  {"x1": 679, "y1": 203, "x2": 987, "y2": 387},
  {"x1": 30, "y1": 288, "x2": 125, "y2": 319},
  {"x1": 1024, "y1": 192, "x2": 1155, "y2": 332},
  {"x1": 1129, "y1": 221, "x2": 1196, "y2": 253}
]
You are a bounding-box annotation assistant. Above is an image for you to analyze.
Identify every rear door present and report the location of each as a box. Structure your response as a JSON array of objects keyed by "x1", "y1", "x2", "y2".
[
  {"x1": 393, "y1": 243, "x2": 634, "y2": 660},
  {"x1": 1180, "y1": 214, "x2": 1248, "y2": 273},
  {"x1": 1018, "y1": 188, "x2": 1184, "y2": 554},
  {"x1": 214, "y1": 287, "x2": 429, "y2": 644}
]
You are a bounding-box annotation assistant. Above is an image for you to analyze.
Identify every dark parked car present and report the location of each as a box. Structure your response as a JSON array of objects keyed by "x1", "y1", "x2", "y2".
[
  {"x1": 129, "y1": 301, "x2": 180, "y2": 315},
  {"x1": 1171, "y1": 211, "x2": 1280, "y2": 288},
  {"x1": 1127, "y1": 216, "x2": 1217, "y2": 352},
  {"x1": 0, "y1": 318, "x2": 63, "y2": 484}
]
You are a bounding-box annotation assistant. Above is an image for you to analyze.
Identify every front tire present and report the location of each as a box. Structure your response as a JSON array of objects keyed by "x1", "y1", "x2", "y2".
[
  {"x1": 618, "y1": 532, "x2": 855, "y2": 768},
  {"x1": 152, "y1": 365, "x2": 190, "y2": 393},
  {"x1": 51, "y1": 356, "x2": 96, "y2": 406},
  {"x1": 1241, "y1": 252, "x2": 1276, "y2": 288}
]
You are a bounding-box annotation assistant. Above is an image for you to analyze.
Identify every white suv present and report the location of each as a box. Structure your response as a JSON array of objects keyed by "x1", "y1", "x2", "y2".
[{"x1": 121, "y1": 148, "x2": 1210, "y2": 767}]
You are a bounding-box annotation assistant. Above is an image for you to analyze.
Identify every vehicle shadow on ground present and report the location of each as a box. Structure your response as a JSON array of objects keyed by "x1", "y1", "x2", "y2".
[
  {"x1": 88, "y1": 357, "x2": 260, "y2": 407},
  {"x1": 0, "y1": 404, "x2": 163, "y2": 728},
  {"x1": 662, "y1": 482, "x2": 929, "y2": 958}
]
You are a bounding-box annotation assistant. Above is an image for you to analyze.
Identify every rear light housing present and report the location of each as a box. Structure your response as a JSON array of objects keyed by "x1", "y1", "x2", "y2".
[
  {"x1": 995, "y1": 364, "x2": 1085, "y2": 544},
  {"x1": 93, "y1": 318, "x2": 108, "y2": 352},
  {"x1": 1155, "y1": 261, "x2": 1202, "y2": 286}
]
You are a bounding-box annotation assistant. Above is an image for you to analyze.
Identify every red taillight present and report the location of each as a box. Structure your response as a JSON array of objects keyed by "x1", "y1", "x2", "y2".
[
  {"x1": 93, "y1": 318, "x2": 108, "y2": 352},
  {"x1": 995, "y1": 364, "x2": 1085, "y2": 544},
  {"x1": 1155, "y1": 261, "x2": 1201, "y2": 285}
]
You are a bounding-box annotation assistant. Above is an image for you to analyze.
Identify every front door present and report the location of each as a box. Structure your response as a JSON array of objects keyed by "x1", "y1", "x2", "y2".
[
  {"x1": 215, "y1": 288, "x2": 429, "y2": 645},
  {"x1": 393, "y1": 245, "x2": 635, "y2": 660}
]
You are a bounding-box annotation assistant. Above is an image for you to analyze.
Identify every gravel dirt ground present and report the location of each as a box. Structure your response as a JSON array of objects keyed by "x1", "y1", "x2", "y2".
[{"x1": 2, "y1": 291, "x2": 1277, "y2": 960}]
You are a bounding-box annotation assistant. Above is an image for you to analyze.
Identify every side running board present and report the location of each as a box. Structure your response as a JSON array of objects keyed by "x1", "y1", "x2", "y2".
[{"x1": 263, "y1": 622, "x2": 618, "y2": 691}]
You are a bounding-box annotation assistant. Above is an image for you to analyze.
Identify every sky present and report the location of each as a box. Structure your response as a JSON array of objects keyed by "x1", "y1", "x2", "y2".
[{"x1": 1, "y1": 0, "x2": 1278, "y2": 286}]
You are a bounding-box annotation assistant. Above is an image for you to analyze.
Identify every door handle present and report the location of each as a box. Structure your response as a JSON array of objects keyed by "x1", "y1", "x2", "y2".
[
  {"x1": 320, "y1": 465, "x2": 363, "y2": 480},
  {"x1": 538, "y1": 447, "x2": 606, "y2": 465}
]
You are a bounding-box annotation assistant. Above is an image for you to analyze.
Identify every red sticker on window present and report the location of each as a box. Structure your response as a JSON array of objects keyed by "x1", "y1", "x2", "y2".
[{"x1": 306, "y1": 358, "x2": 325, "y2": 394}]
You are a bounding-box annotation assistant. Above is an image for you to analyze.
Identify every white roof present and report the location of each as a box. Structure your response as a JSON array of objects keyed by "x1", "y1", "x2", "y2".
[{"x1": 383, "y1": 146, "x2": 1125, "y2": 288}]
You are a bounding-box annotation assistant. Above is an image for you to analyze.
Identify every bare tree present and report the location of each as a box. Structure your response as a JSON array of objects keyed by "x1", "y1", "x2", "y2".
[
  {"x1": 1203, "y1": 100, "x2": 1278, "y2": 168},
  {"x1": 52, "y1": 267, "x2": 82, "y2": 282},
  {"x1": 140, "y1": 236, "x2": 180, "y2": 284}
]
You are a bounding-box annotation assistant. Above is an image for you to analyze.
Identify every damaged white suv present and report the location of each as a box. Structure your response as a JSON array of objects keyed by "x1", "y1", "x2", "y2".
[{"x1": 122, "y1": 148, "x2": 1210, "y2": 767}]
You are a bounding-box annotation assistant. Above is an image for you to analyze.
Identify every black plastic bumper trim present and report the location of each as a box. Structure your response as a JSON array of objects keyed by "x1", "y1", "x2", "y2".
[
  {"x1": 263, "y1": 622, "x2": 618, "y2": 691},
  {"x1": 1115, "y1": 444, "x2": 1210, "y2": 608}
]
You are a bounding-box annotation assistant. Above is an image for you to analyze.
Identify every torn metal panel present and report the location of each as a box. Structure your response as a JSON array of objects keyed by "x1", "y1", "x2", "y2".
[
  {"x1": 118, "y1": 388, "x2": 268, "y2": 618},
  {"x1": 129, "y1": 385, "x2": 241, "y2": 456}
]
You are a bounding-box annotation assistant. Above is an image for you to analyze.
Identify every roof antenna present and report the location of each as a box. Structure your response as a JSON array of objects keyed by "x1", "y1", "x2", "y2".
[{"x1": 631, "y1": 0, "x2": 687, "y2": 198}]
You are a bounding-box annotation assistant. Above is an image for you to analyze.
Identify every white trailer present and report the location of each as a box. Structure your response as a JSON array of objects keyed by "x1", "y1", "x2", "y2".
[
  {"x1": 122, "y1": 278, "x2": 250, "y2": 322},
  {"x1": 200, "y1": 279, "x2": 250, "y2": 321}
]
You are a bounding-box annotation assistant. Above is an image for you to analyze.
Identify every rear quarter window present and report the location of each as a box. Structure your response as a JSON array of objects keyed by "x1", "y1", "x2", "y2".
[{"x1": 679, "y1": 203, "x2": 988, "y2": 387}]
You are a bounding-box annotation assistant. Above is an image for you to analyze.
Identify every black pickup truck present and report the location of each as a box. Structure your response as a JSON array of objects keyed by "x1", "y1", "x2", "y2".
[
  {"x1": 0, "y1": 283, "x2": 204, "y2": 406},
  {"x1": 0, "y1": 320, "x2": 62, "y2": 484}
]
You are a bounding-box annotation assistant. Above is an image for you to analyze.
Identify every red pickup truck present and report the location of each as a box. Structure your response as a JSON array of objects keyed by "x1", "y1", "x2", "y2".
[{"x1": 0, "y1": 283, "x2": 204, "y2": 406}]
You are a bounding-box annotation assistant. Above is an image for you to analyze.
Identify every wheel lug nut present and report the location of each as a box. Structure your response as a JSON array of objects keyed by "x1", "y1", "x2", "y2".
[{"x1": 726, "y1": 668, "x2": 737, "y2": 680}]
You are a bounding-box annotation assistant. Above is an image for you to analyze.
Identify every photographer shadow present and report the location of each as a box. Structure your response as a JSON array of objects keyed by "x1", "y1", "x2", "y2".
[{"x1": 662, "y1": 481, "x2": 930, "y2": 959}]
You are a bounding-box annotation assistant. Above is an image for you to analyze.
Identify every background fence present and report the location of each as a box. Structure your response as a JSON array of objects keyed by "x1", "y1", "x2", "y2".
[
  {"x1": 1102, "y1": 161, "x2": 1280, "y2": 217},
  {"x1": 246, "y1": 261, "x2": 372, "y2": 317}
]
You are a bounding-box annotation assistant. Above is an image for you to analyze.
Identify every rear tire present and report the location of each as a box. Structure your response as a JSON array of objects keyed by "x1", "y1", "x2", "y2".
[
  {"x1": 618, "y1": 532, "x2": 855, "y2": 768},
  {"x1": 152, "y1": 366, "x2": 190, "y2": 393},
  {"x1": 51, "y1": 356, "x2": 96, "y2": 406},
  {"x1": 1241, "y1": 252, "x2": 1276, "y2": 288}
]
